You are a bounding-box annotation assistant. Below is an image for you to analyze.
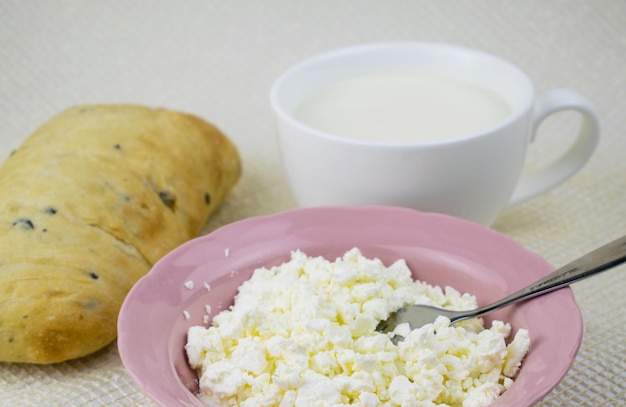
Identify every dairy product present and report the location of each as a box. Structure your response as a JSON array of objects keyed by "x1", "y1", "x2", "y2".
[
  {"x1": 186, "y1": 248, "x2": 529, "y2": 407},
  {"x1": 293, "y1": 72, "x2": 512, "y2": 143}
]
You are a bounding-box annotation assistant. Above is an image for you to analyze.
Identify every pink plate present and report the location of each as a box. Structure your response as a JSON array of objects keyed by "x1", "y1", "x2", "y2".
[{"x1": 118, "y1": 206, "x2": 583, "y2": 406}]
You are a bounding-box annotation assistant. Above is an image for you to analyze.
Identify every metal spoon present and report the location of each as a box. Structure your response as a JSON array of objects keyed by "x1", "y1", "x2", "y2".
[{"x1": 376, "y1": 234, "x2": 626, "y2": 344}]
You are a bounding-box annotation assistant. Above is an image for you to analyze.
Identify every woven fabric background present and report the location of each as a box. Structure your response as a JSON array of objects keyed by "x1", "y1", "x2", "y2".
[{"x1": 1, "y1": 1, "x2": 625, "y2": 406}]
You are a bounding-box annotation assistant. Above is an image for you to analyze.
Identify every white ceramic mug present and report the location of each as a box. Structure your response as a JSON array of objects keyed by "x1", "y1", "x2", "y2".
[{"x1": 270, "y1": 42, "x2": 600, "y2": 225}]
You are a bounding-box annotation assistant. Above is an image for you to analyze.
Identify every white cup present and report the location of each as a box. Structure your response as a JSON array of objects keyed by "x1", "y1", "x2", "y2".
[{"x1": 270, "y1": 42, "x2": 600, "y2": 225}]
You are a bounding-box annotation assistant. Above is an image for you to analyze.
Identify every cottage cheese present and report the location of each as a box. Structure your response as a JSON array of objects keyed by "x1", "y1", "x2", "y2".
[{"x1": 186, "y1": 248, "x2": 530, "y2": 407}]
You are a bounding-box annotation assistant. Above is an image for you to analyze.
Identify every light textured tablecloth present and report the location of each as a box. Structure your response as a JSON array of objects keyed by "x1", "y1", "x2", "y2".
[{"x1": 1, "y1": 1, "x2": 625, "y2": 406}]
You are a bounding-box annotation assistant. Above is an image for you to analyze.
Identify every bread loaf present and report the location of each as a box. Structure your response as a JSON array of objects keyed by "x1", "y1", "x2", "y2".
[{"x1": 0, "y1": 105, "x2": 241, "y2": 363}]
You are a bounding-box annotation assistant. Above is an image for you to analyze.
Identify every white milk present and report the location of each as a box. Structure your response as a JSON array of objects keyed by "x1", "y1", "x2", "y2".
[{"x1": 294, "y1": 72, "x2": 512, "y2": 143}]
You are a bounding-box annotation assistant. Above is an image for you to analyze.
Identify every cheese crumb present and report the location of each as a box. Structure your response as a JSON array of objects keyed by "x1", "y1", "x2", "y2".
[
  {"x1": 184, "y1": 280, "x2": 194, "y2": 290},
  {"x1": 186, "y1": 248, "x2": 530, "y2": 406}
]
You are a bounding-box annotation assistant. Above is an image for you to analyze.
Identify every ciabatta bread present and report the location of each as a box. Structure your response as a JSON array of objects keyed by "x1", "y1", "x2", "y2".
[{"x1": 0, "y1": 105, "x2": 241, "y2": 363}]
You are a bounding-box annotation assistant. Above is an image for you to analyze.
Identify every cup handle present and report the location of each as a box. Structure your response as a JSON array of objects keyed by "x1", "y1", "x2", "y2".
[{"x1": 508, "y1": 88, "x2": 600, "y2": 206}]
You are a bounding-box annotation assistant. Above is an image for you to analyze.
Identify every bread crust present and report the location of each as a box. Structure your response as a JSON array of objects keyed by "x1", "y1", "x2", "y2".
[{"x1": 0, "y1": 105, "x2": 241, "y2": 363}]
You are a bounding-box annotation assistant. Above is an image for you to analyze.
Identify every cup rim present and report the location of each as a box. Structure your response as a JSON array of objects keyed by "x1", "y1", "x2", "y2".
[{"x1": 270, "y1": 41, "x2": 535, "y2": 147}]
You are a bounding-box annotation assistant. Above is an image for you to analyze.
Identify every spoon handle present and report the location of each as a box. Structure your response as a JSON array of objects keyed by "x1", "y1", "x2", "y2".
[{"x1": 466, "y1": 235, "x2": 626, "y2": 319}]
